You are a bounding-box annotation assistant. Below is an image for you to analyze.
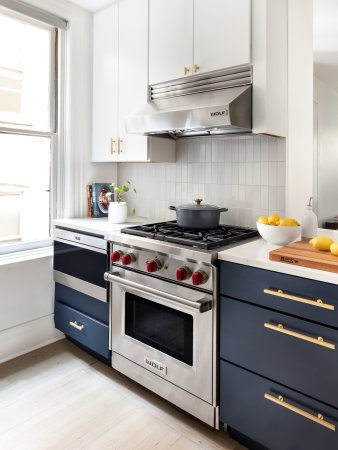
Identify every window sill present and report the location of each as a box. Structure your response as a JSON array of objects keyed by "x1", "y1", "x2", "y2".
[{"x1": 0, "y1": 244, "x2": 53, "y2": 267}]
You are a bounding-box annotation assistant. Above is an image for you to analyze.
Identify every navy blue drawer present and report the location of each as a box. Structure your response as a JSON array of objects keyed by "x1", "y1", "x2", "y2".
[
  {"x1": 220, "y1": 361, "x2": 338, "y2": 450},
  {"x1": 55, "y1": 283, "x2": 109, "y2": 325},
  {"x1": 220, "y1": 296, "x2": 338, "y2": 408},
  {"x1": 55, "y1": 302, "x2": 109, "y2": 359},
  {"x1": 220, "y1": 262, "x2": 338, "y2": 328}
]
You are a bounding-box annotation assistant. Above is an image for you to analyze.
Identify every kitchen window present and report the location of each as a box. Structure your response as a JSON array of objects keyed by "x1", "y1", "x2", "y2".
[{"x1": 0, "y1": 3, "x2": 67, "y2": 254}]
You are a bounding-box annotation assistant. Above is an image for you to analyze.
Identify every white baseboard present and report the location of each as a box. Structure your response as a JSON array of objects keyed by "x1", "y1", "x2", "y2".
[{"x1": 0, "y1": 315, "x2": 64, "y2": 364}]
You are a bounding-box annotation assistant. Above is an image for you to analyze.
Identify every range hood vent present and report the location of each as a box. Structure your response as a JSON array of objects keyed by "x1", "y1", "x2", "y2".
[
  {"x1": 125, "y1": 66, "x2": 252, "y2": 139},
  {"x1": 150, "y1": 66, "x2": 252, "y2": 100}
]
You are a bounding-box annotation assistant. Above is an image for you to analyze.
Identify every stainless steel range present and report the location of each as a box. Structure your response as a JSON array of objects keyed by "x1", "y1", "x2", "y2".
[{"x1": 104, "y1": 221, "x2": 258, "y2": 428}]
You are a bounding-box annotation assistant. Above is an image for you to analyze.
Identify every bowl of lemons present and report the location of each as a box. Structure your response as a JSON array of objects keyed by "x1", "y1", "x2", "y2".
[{"x1": 256, "y1": 214, "x2": 301, "y2": 245}]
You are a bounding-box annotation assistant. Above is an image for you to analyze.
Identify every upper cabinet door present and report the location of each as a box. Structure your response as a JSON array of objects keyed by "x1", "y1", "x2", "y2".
[
  {"x1": 118, "y1": 0, "x2": 149, "y2": 161},
  {"x1": 92, "y1": 4, "x2": 119, "y2": 162},
  {"x1": 149, "y1": 0, "x2": 193, "y2": 85},
  {"x1": 193, "y1": 0, "x2": 251, "y2": 75}
]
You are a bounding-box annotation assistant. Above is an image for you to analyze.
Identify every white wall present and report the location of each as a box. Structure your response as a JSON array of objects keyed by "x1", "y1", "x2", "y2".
[
  {"x1": 118, "y1": 135, "x2": 286, "y2": 227},
  {"x1": 286, "y1": 0, "x2": 313, "y2": 221},
  {"x1": 314, "y1": 77, "x2": 338, "y2": 225}
]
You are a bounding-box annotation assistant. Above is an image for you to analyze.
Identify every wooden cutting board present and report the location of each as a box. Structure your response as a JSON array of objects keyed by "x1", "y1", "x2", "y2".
[{"x1": 269, "y1": 241, "x2": 338, "y2": 273}]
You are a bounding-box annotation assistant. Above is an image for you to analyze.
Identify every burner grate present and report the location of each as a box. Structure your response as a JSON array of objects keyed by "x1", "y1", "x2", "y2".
[{"x1": 121, "y1": 221, "x2": 258, "y2": 250}]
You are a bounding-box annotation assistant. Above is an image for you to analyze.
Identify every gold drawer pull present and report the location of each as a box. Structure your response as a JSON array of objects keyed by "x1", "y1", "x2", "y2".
[
  {"x1": 117, "y1": 137, "x2": 123, "y2": 155},
  {"x1": 69, "y1": 321, "x2": 84, "y2": 331},
  {"x1": 183, "y1": 66, "x2": 190, "y2": 75},
  {"x1": 264, "y1": 393, "x2": 335, "y2": 431},
  {"x1": 263, "y1": 289, "x2": 334, "y2": 311},
  {"x1": 110, "y1": 138, "x2": 116, "y2": 155},
  {"x1": 193, "y1": 64, "x2": 200, "y2": 73},
  {"x1": 264, "y1": 322, "x2": 335, "y2": 350}
]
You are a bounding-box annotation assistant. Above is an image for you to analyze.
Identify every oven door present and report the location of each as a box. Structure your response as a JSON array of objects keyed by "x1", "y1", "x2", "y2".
[{"x1": 105, "y1": 268, "x2": 214, "y2": 404}]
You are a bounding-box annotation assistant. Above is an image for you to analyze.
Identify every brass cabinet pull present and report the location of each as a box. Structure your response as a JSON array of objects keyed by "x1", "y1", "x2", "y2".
[
  {"x1": 264, "y1": 322, "x2": 335, "y2": 350},
  {"x1": 193, "y1": 64, "x2": 200, "y2": 73},
  {"x1": 117, "y1": 137, "x2": 123, "y2": 155},
  {"x1": 264, "y1": 393, "x2": 336, "y2": 431},
  {"x1": 110, "y1": 138, "x2": 116, "y2": 155},
  {"x1": 263, "y1": 288, "x2": 334, "y2": 311},
  {"x1": 183, "y1": 66, "x2": 190, "y2": 75},
  {"x1": 69, "y1": 321, "x2": 84, "y2": 331}
]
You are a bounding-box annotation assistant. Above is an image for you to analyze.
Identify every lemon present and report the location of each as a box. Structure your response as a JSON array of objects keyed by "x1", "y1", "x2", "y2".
[
  {"x1": 286, "y1": 218, "x2": 300, "y2": 227},
  {"x1": 268, "y1": 214, "x2": 280, "y2": 226},
  {"x1": 279, "y1": 218, "x2": 299, "y2": 227},
  {"x1": 309, "y1": 236, "x2": 334, "y2": 251},
  {"x1": 330, "y1": 242, "x2": 338, "y2": 256},
  {"x1": 257, "y1": 216, "x2": 269, "y2": 225}
]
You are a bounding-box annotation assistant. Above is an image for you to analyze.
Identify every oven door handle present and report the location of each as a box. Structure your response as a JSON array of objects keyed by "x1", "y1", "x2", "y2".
[{"x1": 104, "y1": 272, "x2": 212, "y2": 313}]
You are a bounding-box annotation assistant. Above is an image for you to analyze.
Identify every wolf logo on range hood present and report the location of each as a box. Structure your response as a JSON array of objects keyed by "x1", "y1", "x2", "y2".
[{"x1": 125, "y1": 66, "x2": 252, "y2": 139}]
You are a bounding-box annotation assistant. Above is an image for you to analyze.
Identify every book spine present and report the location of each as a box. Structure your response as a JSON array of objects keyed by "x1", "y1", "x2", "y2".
[
  {"x1": 89, "y1": 184, "x2": 94, "y2": 217},
  {"x1": 86, "y1": 184, "x2": 92, "y2": 217}
]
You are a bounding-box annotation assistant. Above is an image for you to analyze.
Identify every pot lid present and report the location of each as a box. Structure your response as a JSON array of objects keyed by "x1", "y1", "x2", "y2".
[{"x1": 176, "y1": 199, "x2": 225, "y2": 211}]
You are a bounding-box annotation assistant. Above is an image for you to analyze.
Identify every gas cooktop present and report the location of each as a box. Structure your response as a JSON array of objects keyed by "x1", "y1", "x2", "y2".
[{"x1": 121, "y1": 221, "x2": 258, "y2": 250}]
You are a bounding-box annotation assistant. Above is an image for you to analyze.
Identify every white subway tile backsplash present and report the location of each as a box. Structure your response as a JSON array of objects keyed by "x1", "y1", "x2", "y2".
[
  {"x1": 118, "y1": 136, "x2": 286, "y2": 226},
  {"x1": 238, "y1": 139, "x2": 246, "y2": 162},
  {"x1": 245, "y1": 137, "x2": 254, "y2": 162}
]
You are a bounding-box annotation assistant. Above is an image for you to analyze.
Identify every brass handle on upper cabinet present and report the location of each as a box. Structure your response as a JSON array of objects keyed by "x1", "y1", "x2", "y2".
[
  {"x1": 193, "y1": 64, "x2": 200, "y2": 73},
  {"x1": 263, "y1": 289, "x2": 334, "y2": 311},
  {"x1": 69, "y1": 321, "x2": 84, "y2": 331},
  {"x1": 264, "y1": 393, "x2": 336, "y2": 431},
  {"x1": 183, "y1": 66, "x2": 190, "y2": 75},
  {"x1": 110, "y1": 138, "x2": 116, "y2": 155},
  {"x1": 117, "y1": 137, "x2": 123, "y2": 155},
  {"x1": 264, "y1": 322, "x2": 335, "y2": 350}
]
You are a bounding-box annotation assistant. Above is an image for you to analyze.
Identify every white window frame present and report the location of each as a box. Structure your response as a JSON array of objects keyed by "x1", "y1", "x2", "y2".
[{"x1": 0, "y1": 1, "x2": 67, "y2": 255}]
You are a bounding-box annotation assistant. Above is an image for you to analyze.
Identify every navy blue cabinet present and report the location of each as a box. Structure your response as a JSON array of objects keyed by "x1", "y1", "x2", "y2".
[
  {"x1": 55, "y1": 301, "x2": 109, "y2": 359},
  {"x1": 219, "y1": 261, "x2": 338, "y2": 450}
]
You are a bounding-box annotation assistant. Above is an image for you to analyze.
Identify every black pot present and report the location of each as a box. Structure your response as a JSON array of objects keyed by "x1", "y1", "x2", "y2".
[{"x1": 169, "y1": 199, "x2": 228, "y2": 229}]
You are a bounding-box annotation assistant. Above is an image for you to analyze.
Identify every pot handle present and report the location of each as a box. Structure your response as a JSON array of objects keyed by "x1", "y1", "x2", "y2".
[
  {"x1": 220, "y1": 207, "x2": 228, "y2": 212},
  {"x1": 169, "y1": 206, "x2": 177, "y2": 211}
]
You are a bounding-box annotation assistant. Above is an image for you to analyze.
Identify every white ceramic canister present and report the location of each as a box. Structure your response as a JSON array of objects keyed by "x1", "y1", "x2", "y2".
[{"x1": 108, "y1": 201, "x2": 128, "y2": 224}]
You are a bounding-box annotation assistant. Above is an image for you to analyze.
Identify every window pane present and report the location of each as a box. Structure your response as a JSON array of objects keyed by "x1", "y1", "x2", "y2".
[
  {"x1": 0, "y1": 134, "x2": 51, "y2": 246},
  {"x1": 0, "y1": 13, "x2": 53, "y2": 131}
]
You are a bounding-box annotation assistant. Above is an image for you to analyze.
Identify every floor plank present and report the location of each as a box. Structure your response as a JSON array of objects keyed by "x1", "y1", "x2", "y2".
[{"x1": 0, "y1": 340, "x2": 245, "y2": 450}]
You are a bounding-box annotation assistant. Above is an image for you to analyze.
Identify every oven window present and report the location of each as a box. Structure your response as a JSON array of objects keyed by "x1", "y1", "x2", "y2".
[{"x1": 125, "y1": 293, "x2": 193, "y2": 366}]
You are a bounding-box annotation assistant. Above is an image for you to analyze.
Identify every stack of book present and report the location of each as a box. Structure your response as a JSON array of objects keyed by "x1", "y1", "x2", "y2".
[{"x1": 86, "y1": 183, "x2": 114, "y2": 217}]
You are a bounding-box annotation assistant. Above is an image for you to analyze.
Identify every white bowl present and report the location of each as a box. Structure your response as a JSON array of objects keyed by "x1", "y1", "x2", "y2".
[{"x1": 256, "y1": 222, "x2": 301, "y2": 245}]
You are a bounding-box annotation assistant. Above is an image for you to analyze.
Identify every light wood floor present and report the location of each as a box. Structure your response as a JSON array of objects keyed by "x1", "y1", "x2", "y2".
[{"x1": 0, "y1": 340, "x2": 246, "y2": 450}]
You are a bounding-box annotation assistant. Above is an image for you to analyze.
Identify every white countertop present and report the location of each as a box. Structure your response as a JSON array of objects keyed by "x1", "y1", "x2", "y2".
[
  {"x1": 218, "y1": 228, "x2": 338, "y2": 285},
  {"x1": 52, "y1": 216, "x2": 152, "y2": 236}
]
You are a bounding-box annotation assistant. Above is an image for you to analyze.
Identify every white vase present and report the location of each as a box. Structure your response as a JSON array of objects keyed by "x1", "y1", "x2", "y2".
[{"x1": 108, "y1": 201, "x2": 128, "y2": 224}]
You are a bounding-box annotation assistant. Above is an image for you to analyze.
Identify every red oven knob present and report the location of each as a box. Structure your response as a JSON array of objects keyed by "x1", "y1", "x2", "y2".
[
  {"x1": 111, "y1": 251, "x2": 123, "y2": 263},
  {"x1": 121, "y1": 253, "x2": 136, "y2": 265},
  {"x1": 176, "y1": 266, "x2": 192, "y2": 281},
  {"x1": 146, "y1": 259, "x2": 162, "y2": 273},
  {"x1": 192, "y1": 270, "x2": 208, "y2": 286}
]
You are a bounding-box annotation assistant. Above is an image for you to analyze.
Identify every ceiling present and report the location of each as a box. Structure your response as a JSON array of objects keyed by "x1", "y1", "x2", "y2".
[
  {"x1": 314, "y1": 0, "x2": 338, "y2": 92},
  {"x1": 68, "y1": 0, "x2": 114, "y2": 12}
]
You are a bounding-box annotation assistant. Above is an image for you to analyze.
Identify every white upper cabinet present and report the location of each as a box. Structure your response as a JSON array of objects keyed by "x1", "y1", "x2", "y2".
[
  {"x1": 149, "y1": 0, "x2": 193, "y2": 85},
  {"x1": 193, "y1": 0, "x2": 251, "y2": 75},
  {"x1": 92, "y1": 4, "x2": 118, "y2": 162},
  {"x1": 92, "y1": 0, "x2": 175, "y2": 162},
  {"x1": 149, "y1": 0, "x2": 251, "y2": 85}
]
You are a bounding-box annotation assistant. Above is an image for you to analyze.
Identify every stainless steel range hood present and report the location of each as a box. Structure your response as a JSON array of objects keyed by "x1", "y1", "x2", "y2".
[{"x1": 125, "y1": 66, "x2": 252, "y2": 138}]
